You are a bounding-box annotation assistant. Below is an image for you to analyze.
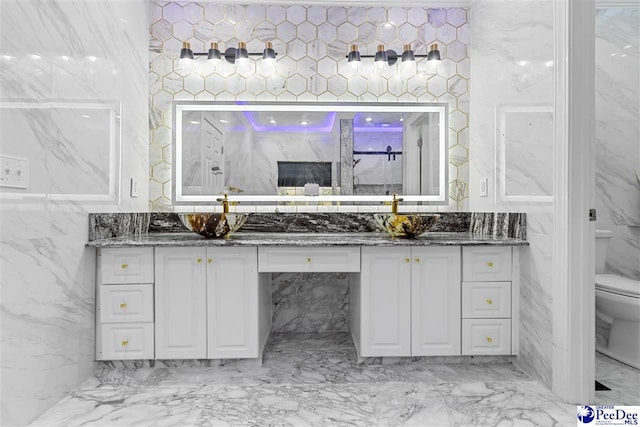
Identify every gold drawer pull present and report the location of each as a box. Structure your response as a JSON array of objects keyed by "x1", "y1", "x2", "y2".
[
  {"x1": 208, "y1": 259, "x2": 212, "y2": 264},
  {"x1": 405, "y1": 258, "x2": 411, "y2": 263},
  {"x1": 120, "y1": 302, "x2": 127, "y2": 309},
  {"x1": 486, "y1": 299, "x2": 493, "y2": 305},
  {"x1": 121, "y1": 339, "x2": 129, "y2": 347},
  {"x1": 487, "y1": 262, "x2": 494, "y2": 267},
  {"x1": 486, "y1": 336, "x2": 493, "y2": 344},
  {"x1": 307, "y1": 258, "x2": 311, "y2": 263},
  {"x1": 415, "y1": 258, "x2": 420, "y2": 263},
  {"x1": 121, "y1": 263, "x2": 128, "y2": 269},
  {"x1": 196, "y1": 258, "x2": 202, "y2": 263}
]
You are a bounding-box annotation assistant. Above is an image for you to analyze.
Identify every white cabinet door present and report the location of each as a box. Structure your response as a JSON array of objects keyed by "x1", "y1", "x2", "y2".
[
  {"x1": 360, "y1": 247, "x2": 411, "y2": 357},
  {"x1": 155, "y1": 247, "x2": 207, "y2": 359},
  {"x1": 411, "y1": 246, "x2": 461, "y2": 356},
  {"x1": 207, "y1": 247, "x2": 258, "y2": 359}
]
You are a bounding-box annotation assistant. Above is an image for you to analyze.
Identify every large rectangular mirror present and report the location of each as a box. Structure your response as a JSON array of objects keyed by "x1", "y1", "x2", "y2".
[{"x1": 173, "y1": 102, "x2": 448, "y2": 205}]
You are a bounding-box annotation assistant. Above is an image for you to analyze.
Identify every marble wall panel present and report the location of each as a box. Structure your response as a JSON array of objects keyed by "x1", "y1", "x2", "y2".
[
  {"x1": 0, "y1": 1, "x2": 149, "y2": 425},
  {"x1": 149, "y1": 3, "x2": 471, "y2": 211},
  {"x1": 272, "y1": 272, "x2": 350, "y2": 332},
  {"x1": 594, "y1": 7, "x2": 640, "y2": 280},
  {"x1": 468, "y1": 0, "x2": 554, "y2": 389}
]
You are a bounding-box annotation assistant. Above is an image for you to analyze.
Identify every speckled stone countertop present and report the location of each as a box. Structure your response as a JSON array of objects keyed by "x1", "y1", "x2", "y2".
[{"x1": 87, "y1": 231, "x2": 528, "y2": 248}]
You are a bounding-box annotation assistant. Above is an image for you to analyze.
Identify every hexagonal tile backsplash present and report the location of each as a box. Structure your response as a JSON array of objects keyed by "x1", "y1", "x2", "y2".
[{"x1": 149, "y1": 2, "x2": 470, "y2": 211}]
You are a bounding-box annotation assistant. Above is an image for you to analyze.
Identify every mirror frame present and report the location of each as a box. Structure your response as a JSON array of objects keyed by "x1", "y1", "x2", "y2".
[{"x1": 173, "y1": 101, "x2": 448, "y2": 206}]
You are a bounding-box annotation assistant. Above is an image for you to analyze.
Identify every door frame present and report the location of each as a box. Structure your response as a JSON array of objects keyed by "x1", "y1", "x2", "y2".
[{"x1": 552, "y1": 0, "x2": 596, "y2": 404}]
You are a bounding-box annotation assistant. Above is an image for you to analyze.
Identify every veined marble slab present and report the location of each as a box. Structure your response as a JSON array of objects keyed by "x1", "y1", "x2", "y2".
[
  {"x1": 89, "y1": 211, "x2": 527, "y2": 244},
  {"x1": 87, "y1": 231, "x2": 528, "y2": 248}
]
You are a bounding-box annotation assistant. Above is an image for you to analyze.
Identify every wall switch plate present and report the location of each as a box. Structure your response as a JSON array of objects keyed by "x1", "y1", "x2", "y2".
[
  {"x1": 0, "y1": 155, "x2": 29, "y2": 189},
  {"x1": 130, "y1": 178, "x2": 138, "y2": 198},
  {"x1": 480, "y1": 178, "x2": 488, "y2": 197}
]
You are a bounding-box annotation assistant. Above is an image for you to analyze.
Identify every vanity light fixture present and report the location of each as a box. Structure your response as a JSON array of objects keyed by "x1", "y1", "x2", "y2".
[
  {"x1": 262, "y1": 42, "x2": 276, "y2": 64},
  {"x1": 347, "y1": 43, "x2": 442, "y2": 69},
  {"x1": 347, "y1": 44, "x2": 361, "y2": 72},
  {"x1": 178, "y1": 40, "x2": 278, "y2": 68}
]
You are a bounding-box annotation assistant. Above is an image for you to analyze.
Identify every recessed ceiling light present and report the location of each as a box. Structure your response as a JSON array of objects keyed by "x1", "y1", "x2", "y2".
[
  {"x1": 365, "y1": 116, "x2": 372, "y2": 122},
  {"x1": 81, "y1": 114, "x2": 90, "y2": 118},
  {"x1": 299, "y1": 120, "x2": 309, "y2": 125},
  {"x1": 381, "y1": 123, "x2": 390, "y2": 127},
  {"x1": 190, "y1": 120, "x2": 200, "y2": 124},
  {"x1": 269, "y1": 118, "x2": 276, "y2": 124},
  {"x1": 219, "y1": 119, "x2": 228, "y2": 123}
]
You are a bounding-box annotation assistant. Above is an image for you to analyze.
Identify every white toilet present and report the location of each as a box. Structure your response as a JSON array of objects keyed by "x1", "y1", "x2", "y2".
[{"x1": 595, "y1": 229, "x2": 640, "y2": 369}]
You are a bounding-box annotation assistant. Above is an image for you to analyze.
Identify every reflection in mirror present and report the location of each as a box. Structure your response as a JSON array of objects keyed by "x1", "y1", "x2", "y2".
[{"x1": 174, "y1": 102, "x2": 447, "y2": 205}]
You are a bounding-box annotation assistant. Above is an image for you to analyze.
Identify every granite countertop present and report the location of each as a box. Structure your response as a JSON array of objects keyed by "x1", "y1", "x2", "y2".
[{"x1": 86, "y1": 232, "x2": 529, "y2": 248}]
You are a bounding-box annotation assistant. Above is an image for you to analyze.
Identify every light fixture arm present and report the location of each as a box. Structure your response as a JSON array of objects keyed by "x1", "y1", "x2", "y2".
[
  {"x1": 346, "y1": 43, "x2": 441, "y2": 67},
  {"x1": 185, "y1": 41, "x2": 278, "y2": 64}
]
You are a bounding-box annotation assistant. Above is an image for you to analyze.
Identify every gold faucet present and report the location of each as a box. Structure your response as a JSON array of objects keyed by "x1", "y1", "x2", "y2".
[
  {"x1": 391, "y1": 193, "x2": 403, "y2": 215},
  {"x1": 216, "y1": 194, "x2": 229, "y2": 213}
]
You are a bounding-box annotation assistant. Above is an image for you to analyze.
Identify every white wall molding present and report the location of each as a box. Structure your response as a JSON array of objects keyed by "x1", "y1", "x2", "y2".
[{"x1": 552, "y1": 0, "x2": 596, "y2": 404}]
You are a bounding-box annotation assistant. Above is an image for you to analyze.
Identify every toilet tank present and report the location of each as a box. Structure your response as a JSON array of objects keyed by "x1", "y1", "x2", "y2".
[{"x1": 595, "y1": 229, "x2": 613, "y2": 274}]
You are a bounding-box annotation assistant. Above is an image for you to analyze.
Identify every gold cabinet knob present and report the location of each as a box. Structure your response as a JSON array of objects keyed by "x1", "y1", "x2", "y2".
[
  {"x1": 121, "y1": 339, "x2": 129, "y2": 347},
  {"x1": 207, "y1": 259, "x2": 212, "y2": 264},
  {"x1": 196, "y1": 258, "x2": 202, "y2": 263},
  {"x1": 121, "y1": 263, "x2": 128, "y2": 269},
  {"x1": 307, "y1": 258, "x2": 311, "y2": 263},
  {"x1": 486, "y1": 336, "x2": 493, "y2": 344},
  {"x1": 487, "y1": 261, "x2": 494, "y2": 267},
  {"x1": 405, "y1": 258, "x2": 411, "y2": 263},
  {"x1": 119, "y1": 302, "x2": 127, "y2": 309},
  {"x1": 485, "y1": 299, "x2": 493, "y2": 305},
  {"x1": 415, "y1": 258, "x2": 420, "y2": 263}
]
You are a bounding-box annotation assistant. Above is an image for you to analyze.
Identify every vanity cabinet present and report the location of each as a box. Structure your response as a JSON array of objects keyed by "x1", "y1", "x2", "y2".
[
  {"x1": 461, "y1": 246, "x2": 515, "y2": 355},
  {"x1": 155, "y1": 246, "x2": 260, "y2": 359},
  {"x1": 96, "y1": 247, "x2": 155, "y2": 360},
  {"x1": 94, "y1": 241, "x2": 520, "y2": 362},
  {"x1": 353, "y1": 246, "x2": 461, "y2": 357}
]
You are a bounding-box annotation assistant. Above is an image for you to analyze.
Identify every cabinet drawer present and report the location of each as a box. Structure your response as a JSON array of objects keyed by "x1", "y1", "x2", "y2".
[
  {"x1": 98, "y1": 323, "x2": 154, "y2": 360},
  {"x1": 462, "y1": 282, "x2": 511, "y2": 318},
  {"x1": 258, "y1": 246, "x2": 360, "y2": 272},
  {"x1": 99, "y1": 284, "x2": 154, "y2": 323},
  {"x1": 462, "y1": 246, "x2": 512, "y2": 282},
  {"x1": 462, "y1": 319, "x2": 511, "y2": 355},
  {"x1": 99, "y1": 247, "x2": 154, "y2": 284}
]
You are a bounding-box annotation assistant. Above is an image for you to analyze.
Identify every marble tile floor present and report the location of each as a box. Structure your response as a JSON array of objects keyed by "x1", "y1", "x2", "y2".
[{"x1": 31, "y1": 333, "x2": 638, "y2": 426}]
